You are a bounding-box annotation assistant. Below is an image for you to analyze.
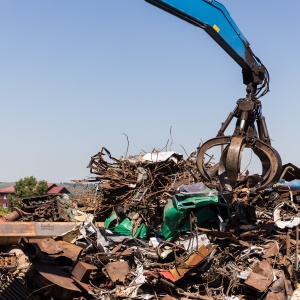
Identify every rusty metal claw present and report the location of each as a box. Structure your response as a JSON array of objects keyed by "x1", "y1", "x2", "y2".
[
  {"x1": 197, "y1": 94, "x2": 282, "y2": 192},
  {"x1": 197, "y1": 135, "x2": 282, "y2": 191}
]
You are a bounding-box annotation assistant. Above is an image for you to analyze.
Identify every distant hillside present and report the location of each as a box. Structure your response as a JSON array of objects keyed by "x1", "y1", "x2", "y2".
[{"x1": 0, "y1": 182, "x2": 15, "y2": 189}]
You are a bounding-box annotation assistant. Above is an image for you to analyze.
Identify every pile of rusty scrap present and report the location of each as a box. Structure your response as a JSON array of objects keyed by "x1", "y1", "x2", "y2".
[
  {"x1": 0, "y1": 194, "x2": 74, "y2": 223},
  {"x1": 3, "y1": 147, "x2": 300, "y2": 299},
  {"x1": 1, "y1": 193, "x2": 300, "y2": 299},
  {"x1": 77, "y1": 147, "x2": 219, "y2": 218},
  {"x1": 71, "y1": 183, "x2": 104, "y2": 215}
]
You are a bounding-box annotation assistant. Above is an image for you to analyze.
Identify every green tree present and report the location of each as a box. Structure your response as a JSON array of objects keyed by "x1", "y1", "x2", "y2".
[
  {"x1": 7, "y1": 194, "x2": 21, "y2": 208},
  {"x1": 8, "y1": 176, "x2": 48, "y2": 208}
]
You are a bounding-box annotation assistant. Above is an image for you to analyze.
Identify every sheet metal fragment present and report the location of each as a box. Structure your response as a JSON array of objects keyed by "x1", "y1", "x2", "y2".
[
  {"x1": 105, "y1": 261, "x2": 130, "y2": 283},
  {"x1": 170, "y1": 244, "x2": 216, "y2": 281},
  {"x1": 244, "y1": 261, "x2": 274, "y2": 292}
]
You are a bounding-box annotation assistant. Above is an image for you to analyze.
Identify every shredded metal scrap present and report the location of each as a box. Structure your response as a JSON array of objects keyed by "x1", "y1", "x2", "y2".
[{"x1": 1, "y1": 148, "x2": 300, "y2": 299}]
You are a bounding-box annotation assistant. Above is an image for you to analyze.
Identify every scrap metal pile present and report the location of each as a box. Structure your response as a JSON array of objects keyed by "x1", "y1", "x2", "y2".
[
  {"x1": 80, "y1": 146, "x2": 216, "y2": 218},
  {"x1": 2, "y1": 147, "x2": 300, "y2": 299},
  {"x1": 0, "y1": 194, "x2": 74, "y2": 223}
]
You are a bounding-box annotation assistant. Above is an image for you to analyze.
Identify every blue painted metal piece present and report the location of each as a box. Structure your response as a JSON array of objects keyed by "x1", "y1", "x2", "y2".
[
  {"x1": 275, "y1": 179, "x2": 300, "y2": 191},
  {"x1": 146, "y1": 0, "x2": 258, "y2": 74}
]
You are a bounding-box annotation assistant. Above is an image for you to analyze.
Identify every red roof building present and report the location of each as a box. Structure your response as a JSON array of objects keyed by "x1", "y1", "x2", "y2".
[
  {"x1": 48, "y1": 186, "x2": 70, "y2": 194},
  {"x1": 0, "y1": 186, "x2": 16, "y2": 208}
]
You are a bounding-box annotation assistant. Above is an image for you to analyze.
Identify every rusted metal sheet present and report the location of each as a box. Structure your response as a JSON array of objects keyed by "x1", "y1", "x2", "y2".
[
  {"x1": 244, "y1": 261, "x2": 274, "y2": 292},
  {"x1": 263, "y1": 241, "x2": 279, "y2": 258},
  {"x1": 105, "y1": 261, "x2": 130, "y2": 283},
  {"x1": 30, "y1": 262, "x2": 82, "y2": 300},
  {"x1": 55, "y1": 240, "x2": 83, "y2": 261},
  {"x1": 29, "y1": 238, "x2": 62, "y2": 255},
  {"x1": 170, "y1": 245, "x2": 216, "y2": 281}
]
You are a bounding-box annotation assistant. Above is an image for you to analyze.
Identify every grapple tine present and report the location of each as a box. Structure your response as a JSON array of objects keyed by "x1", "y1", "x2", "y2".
[
  {"x1": 196, "y1": 136, "x2": 231, "y2": 181},
  {"x1": 225, "y1": 136, "x2": 245, "y2": 187}
]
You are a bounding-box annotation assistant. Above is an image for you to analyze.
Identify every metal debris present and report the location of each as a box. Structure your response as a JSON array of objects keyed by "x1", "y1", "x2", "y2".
[{"x1": 2, "y1": 148, "x2": 300, "y2": 299}]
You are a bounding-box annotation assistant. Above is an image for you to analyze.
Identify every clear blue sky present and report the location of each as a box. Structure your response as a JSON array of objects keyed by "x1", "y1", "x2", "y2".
[{"x1": 0, "y1": 0, "x2": 299, "y2": 183}]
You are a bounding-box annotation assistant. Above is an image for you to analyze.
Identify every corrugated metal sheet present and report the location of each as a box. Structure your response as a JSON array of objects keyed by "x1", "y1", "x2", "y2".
[{"x1": 0, "y1": 278, "x2": 36, "y2": 300}]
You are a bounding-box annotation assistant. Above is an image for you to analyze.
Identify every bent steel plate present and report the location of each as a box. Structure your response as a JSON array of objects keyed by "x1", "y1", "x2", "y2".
[{"x1": 197, "y1": 136, "x2": 282, "y2": 191}]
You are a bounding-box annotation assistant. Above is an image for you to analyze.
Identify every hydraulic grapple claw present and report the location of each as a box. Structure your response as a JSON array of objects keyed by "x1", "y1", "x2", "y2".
[{"x1": 196, "y1": 135, "x2": 282, "y2": 191}]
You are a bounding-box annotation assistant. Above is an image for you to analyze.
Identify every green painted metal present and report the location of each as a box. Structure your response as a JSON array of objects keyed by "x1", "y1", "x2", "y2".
[
  {"x1": 158, "y1": 190, "x2": 230, "y2": 241},
  {"x1": 104, "y1": 210, "x2": 147, "y2": 239}
]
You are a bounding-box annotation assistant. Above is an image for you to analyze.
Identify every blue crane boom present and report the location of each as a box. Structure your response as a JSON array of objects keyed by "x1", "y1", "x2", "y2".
[
  {"x1": 145, "y1": 0, "x2": 268, "y2": 97},
  {"x1": 145, "y1": 0, "x2": 281, "y2": 193}
]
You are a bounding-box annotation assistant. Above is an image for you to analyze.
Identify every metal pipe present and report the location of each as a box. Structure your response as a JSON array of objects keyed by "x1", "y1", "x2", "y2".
[
  {"x1": 279, "y1": 166, "x2": 295, "y2": 181},
  {"x1": 217, "y1": 106, "x2": 238, "y2": 136},
  {"x1": 0, "y1": 208, "x2": 24, "y2": 222}
]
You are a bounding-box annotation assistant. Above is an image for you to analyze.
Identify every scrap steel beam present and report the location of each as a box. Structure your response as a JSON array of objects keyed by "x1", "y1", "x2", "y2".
[{"x1": 0, "y1": 222, "x2": 99, "y2": 245}]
